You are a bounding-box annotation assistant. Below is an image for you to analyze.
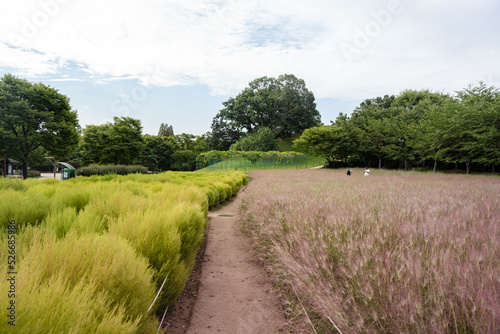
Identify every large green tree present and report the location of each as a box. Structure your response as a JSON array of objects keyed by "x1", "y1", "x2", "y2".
[
  {"x1": 210, "y1": 74, "x2": 321, "y2": 147},
  {"x1": 79, "y1": 116, "x2": 143, "y2": 165},
  {"x1": 294, "y1": 125, "x2": 353, "y2": 168},
  {"x1": 139, "y1": 135, "x2": 179, "y2": 171},
  {"x1": 426, "y1": 83, "x2": 500, "y2": 174},
  {"x1": 0, "y1": 74, "x2": 79, "y2": 178}
]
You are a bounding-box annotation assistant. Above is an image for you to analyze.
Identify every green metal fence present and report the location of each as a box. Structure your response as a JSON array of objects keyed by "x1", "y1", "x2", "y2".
[{"x1": 196, "y1": 151, "x2": 309, "y2": 171}]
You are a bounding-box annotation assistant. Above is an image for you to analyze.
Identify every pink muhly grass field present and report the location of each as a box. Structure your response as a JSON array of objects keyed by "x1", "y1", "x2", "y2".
[{"x1": 241, "y1": 169, "x2": 500, "y2": 333}]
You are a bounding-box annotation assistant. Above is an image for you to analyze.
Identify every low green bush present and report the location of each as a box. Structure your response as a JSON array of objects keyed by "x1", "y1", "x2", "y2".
[
  {"x1": 8, "y1": 231, "x2": 159, "y2": 333},
  {"x1": 78, "y1": 164, "x2": 148, "y2": 176},
  {"x1": 412, "y1": 167, "x2": 432, "y2": 172},
  {"x1": 0, "y1": 170, "x2": 248, "y2": 332},
  {"x1": 28, "y1": 169, "x2": 41, "y2": 178},
  {"x1": 0, "y1": 189, "x2": 51, "y2": 229},
  {"x1": 0, "y1": 178, "x2": 27, "y2": 191}
]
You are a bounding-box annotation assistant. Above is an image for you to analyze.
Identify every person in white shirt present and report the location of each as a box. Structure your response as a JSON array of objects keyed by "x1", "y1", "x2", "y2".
[{"x1": 364, "y1": 167, "x2": 370, "y2": 176}]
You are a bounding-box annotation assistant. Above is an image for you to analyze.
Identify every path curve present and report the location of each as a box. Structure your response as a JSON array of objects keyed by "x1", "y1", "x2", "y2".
[{"x1": 186, "y1": 194, "x2": 287, "y2": 334}]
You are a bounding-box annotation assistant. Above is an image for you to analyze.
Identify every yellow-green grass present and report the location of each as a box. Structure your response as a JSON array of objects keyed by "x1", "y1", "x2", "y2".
[{"x1": 0, "y1": 170, "x2": 247, "y2": 332}]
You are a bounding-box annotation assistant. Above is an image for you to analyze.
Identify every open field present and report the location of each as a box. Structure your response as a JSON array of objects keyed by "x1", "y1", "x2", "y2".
[
  {"x1": 240, "y1": 168, "x2": 500, "y2": 333},
  {"x1": 0, "y1": 171, "x2": 247, "y2": 333}
]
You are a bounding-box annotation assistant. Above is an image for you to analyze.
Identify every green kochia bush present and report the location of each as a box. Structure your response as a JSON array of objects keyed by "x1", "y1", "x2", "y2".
[
  {"x1": 78, "y1": 164, "x2": 148, "y2": 176},
  {"x1": 0, "y1": 189, "x2": 51, "y2": 229},
  {"x1": 0, "y1": 230, "x2": 158, "y2": 333},
  {"x1": 0, "y1": 170, "x2": 248, "y2": 333}
]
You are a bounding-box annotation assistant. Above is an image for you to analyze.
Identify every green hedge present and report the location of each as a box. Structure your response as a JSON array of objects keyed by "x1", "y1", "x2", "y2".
[
  {"x1": 78, "y1": 164, "x2": 148, "y2": 176},
  {"x1": 28, "y1": 170, "x2": 41, "y2": 178},
  {"x1": 197, "y1": 150, "x2": 306, "y2": 164}
]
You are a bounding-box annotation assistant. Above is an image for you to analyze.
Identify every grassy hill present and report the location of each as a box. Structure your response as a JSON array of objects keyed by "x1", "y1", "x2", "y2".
[
  {"x1": 275, "y1": 136, "x2": 325, "y2": 168},
  {"x1": 197, "y1": 136, "x2": 325, "y2": 171}
]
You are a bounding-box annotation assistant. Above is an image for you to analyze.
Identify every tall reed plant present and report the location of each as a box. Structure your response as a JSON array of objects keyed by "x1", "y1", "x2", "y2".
[{"x1": 241, "y1": 169, "x2": 500, "y2": 333}]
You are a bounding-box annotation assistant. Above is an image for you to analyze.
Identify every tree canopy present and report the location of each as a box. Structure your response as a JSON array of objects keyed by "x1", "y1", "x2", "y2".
[
  {"x1": 158, "y1": 123, "x2": 174, "y2": 137},
  {"x1": 208, "y1": 74, "x2": 321, "y2": 150},
  {"x1": 0, "y1": 74, "x2": 79, "y2": 178},
  {"x1": 79, "y1": 116, "x2": 144, "y2": 165},
  {"x1": 295, "y1": 84, "x2": 499, "y2": 174},
  {"x1": 230, "y1": 127, "x2": 277, "y2": 152}
]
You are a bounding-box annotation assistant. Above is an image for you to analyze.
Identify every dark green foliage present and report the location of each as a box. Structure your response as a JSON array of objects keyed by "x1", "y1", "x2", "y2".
[
  {"x1": 78, "y1": 164, "x2": 148, "y2": 176},
  {"x1": 173, "y1": 133, "x2": 207, "y2": 152},
  {"x1": 297, "y1": 84, "x2": 499, "y2": 173},
  {"x1": 139, "y1": 135, "x2": 179, "y2": 171},
  {"x1": 230, "y1": 127, "x2": 277, "y2": 151},
  {"x1": 28, "y1": 170, "x2": 41, "y2": 178},
  {"x1": 294, "y1": 125, "x2": 353, "y2": 168},
  {"x1": 170, "y1": 150, "x2": 197, "y2": 171},
  {"x1": 79, "y1": 116, "x2": 144, "y2": 165},
  {"x1": 209, "y1": 74, "x2": 321, "y2": 149},
  {"x1": 0, "y1": 74, "x2": 80, "y2": 179}
]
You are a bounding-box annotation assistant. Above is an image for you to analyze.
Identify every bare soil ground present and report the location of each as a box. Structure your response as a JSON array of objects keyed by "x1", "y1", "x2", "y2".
[{"x1": 163, "y1": 193, "x2": 288, "y2": 333}]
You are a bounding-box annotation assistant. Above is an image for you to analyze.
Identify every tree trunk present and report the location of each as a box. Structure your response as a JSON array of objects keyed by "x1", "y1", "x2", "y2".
[
  {"x1": 466, "y1": 160, "x2": 471, "y2": 175},
  {"x1": 22, "y1": 161, "x2": 28, "y2": 180},
  {"x1": 404, "y1": 158, "x2": 408, "y2": 171},
  {"x1": 378, "y1": 157, "x2": 382, "y2": 169},
  {"x1": 492, "y1": 164, "x2": 495, "y2": 173},
  {"x1": 433, "y1": 159, "x2": 438, "y2": 173},
  {"x1": 3, "y1": 154, "x2": 6, "y2": 178}
]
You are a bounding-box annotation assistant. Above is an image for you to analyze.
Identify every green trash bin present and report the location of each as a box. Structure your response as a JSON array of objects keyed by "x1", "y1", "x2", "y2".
[
  {"x1": 58, "y1": 163, "x2": 76, "y2": 180},
  {"x1": 62, "y1": 168, "x2": 70, "y2": 180}
]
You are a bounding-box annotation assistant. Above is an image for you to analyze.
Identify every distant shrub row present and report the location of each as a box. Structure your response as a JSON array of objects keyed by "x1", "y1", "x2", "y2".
[
  {"x1": 0, "y1": 170, "x2": 40, "y2": 178},
  {"x1": 0, "y1": 171, "x2": 248, "y2": 333},
  {"x1": 27, "y1": 170, "x2": 41, "y2": 177},
  {"x1": 78, "y1": 164, "x2": 148, "y2": 176}
]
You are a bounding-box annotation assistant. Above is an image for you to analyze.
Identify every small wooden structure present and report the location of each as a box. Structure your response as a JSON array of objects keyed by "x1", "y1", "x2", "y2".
[{"x1": 1, "y1": 156, "x2": 20, "y2": 177}]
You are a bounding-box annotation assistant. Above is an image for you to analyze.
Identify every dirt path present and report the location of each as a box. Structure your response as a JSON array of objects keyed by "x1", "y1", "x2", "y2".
[{"x1": 185, "y1": 194, "x2": 287, "y2": 334}]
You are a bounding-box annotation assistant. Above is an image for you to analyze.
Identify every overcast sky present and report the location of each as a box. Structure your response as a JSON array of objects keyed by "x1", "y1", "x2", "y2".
[{"x1": 1, "y1": 0, "x2": 499, "y2": 135}]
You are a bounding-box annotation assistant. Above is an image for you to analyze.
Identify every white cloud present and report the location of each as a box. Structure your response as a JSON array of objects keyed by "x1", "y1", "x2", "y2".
[{"x1": 1, "y1": 0, "x2": 499, "y2": 101}]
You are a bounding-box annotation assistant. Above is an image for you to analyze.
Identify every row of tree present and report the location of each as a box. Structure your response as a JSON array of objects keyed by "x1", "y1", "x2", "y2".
[
  {"x1": 0, "y1": 74, "x2": 211, "y2": 177},
  {"x1": 295, "y1": 83, "x2": 500, "y2": 174},
  {"x1": 75, "y1": 119, "x2": 207, "y2": 172},
  {"x1": 1, "y1": 73, "x2": 318, "y2": 178},
  {"x1": 2, "y1": 73, "x2": 497, "y2": 177}
]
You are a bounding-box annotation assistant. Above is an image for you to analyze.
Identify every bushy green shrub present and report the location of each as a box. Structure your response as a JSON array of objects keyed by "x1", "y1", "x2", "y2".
[
  {"x1": 412, "y1": 167, "x2": 432, "y2": 172},
  {"x1": 12, "y1": 231, "x2": 158, "y2": 332},
  {"x1": 0, "y1": 189, "x2": 51, "y2": 229},
  {"x1": 0, "y1": 178, "x2": 27, "y2": 191},
  {"x1": 0, "y1": 273, "x2": 145, "y2": 334},
  {"x1": 28, "y1": 169, "x2": 41, "y2": 178},
  {"x1": 170, "y1": 150, "x2": 197, "y2": 171},
  {"x1": 78, "y1": 164, "x2": 148, "y2": 176},
  {"x1": 230, "y1": 127, "x2": 278, "y2": 152},
  {"x1": 0, "y1": 170, "x2": 248, "y2": 333}
]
